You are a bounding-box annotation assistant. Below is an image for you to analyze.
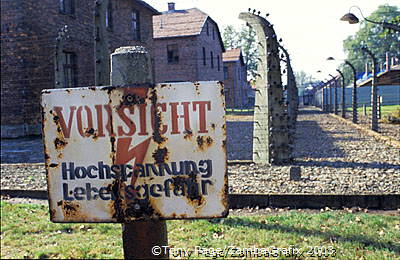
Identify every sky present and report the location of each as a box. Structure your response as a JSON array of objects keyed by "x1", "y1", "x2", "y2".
[{"x1": 146, "y1": 0, "x2": 399, "y2": 81}]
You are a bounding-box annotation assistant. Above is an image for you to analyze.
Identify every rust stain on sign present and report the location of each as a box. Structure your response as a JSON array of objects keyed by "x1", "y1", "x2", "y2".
[
  {"x1": 196, "y1": 136, "x2": 214, "y2": 151},
  {"x1": 41, "y1": 81, "x2": 227, "y2": 222}
]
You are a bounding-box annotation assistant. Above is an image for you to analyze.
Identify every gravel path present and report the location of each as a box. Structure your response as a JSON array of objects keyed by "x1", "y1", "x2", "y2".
[
  {"x1": 229, "y1": 107, "x2": 399, "y2": 194},
  {"x1": 352, "y1": 112, "x2": 400, "y2": 142},
  {"x1": 1, "y1": 107, "x2": 399, "y2": 194}
]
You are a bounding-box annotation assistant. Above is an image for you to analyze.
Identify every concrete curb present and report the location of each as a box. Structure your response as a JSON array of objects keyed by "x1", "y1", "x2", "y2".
[
  {"x1": 2, "y1": 190, "x2": 399, "y2": 210},
  {"x1": 328, "y1": 113, "x2": 400, "y2": 149},
  {"x1": 229, "y1": 194, "x2": 400, "y2": 210},
  {"x1": 227, "y1": 160, "x2": 253, "y2": 165},
  {"x1": 1, "y1": 189, "x2": 48, "y2": 199}
]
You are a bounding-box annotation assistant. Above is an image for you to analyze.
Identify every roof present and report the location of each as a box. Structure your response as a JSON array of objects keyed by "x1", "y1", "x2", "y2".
[
  {"x1": 153, "y1": 8, "x2": 209, "y2": 38},
  {"x1": 153, "y1": 8, "x2": 225, "y2": 51},
  {"x1": 222, "y1": 48, "x2": 241, "y2": 62},
  {"x1": 358, "y1": 68, "x2": 400, "y2": 87},
  {"x1": 135, "y1": 0, "x2": 160, "y2": 15},
  {"x1": 223, "y1": 48, "x2": 245, "y2": 66}
]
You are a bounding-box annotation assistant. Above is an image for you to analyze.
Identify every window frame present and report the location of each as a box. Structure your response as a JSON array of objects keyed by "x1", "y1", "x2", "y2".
[
  {"x1": 59, "y1": 0, "x2": 75, "y2": 15},
  {"x1": 202, "y1": 47, "x2": 206, "y2": 66},
  {"x1": 132, "y1": 9, "x2": 141, "y2": 41},
  {"x1": 167, "y1": 44, "x2": 179, "y2": 64},
  {"x1": 210, "y1": 51, "x2": 214, "y2": 69},
  {"x1": 106, "y1": 2, "x2": 113, "y2": 31},
  {"x1": 62, "y1": 51, "x2": 77, "y2": 88}
]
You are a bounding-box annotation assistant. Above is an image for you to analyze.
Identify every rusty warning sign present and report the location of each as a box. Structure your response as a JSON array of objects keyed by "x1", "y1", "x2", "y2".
[{"x1": 41, "y1": 81, "x2": 228, "y2": 222}]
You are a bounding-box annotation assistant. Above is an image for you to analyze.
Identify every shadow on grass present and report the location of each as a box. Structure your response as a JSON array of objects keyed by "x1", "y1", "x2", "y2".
[{"x1": 220, "y1": 218, "x2": 400, "y2": 255}]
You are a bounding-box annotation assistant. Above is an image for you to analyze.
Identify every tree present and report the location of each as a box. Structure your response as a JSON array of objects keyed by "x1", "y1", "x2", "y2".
[
  {"x1": 222, "y1": 25, "x2": 237, "y2": 49},
  {"x1": 222, "y1": 25, "x2": 259, "y2": 79},
  {"x1": 294, "y1": 70, "x2": 315, "y2": 96},
  {"x1": 341, "y1": 5, "x2": 400, "y2": 85}
]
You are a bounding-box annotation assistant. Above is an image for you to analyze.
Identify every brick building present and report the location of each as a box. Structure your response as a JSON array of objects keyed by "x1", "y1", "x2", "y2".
[
  {"x1": 1, "y1": 0, "x2": 158, "y2": 138},
  {"x1": 152, "y1": 3, "x2": 224, "y2": 83},
  {"x1": 222, "y1": 48, "x2": 250, "y2": 108}
]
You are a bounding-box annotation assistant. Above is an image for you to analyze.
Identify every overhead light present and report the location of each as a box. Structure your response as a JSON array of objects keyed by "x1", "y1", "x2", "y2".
[{"x1": 340, "y1": 13, "x2": 359, "y2": 24}]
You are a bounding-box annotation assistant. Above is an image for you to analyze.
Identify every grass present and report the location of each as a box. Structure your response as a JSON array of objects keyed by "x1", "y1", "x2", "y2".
[
  {"x1": 350, "y1": 104, "x2": 400, "y2": 118},
  {"x1": 1, "y1": 201, "x2": 399, "y2": 259}
]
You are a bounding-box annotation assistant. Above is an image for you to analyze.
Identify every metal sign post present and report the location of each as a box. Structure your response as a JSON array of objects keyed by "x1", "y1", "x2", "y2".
[
  {"x1": 111, "y1": 46, "x2": 167, "y2": 259},
  {"x1": 41, "y1": 46, "x2": 228, "y2": 259}
]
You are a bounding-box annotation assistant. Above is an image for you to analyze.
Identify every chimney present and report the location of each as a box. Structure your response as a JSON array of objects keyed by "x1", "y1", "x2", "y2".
[{"x1": 168, "y1": 2, "x2": 175, "y2": 11}]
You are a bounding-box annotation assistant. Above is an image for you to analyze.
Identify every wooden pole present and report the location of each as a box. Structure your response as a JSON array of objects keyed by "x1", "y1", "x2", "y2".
[{"x1": 110, "y1": 46, "x2": 168, "y2": 259}]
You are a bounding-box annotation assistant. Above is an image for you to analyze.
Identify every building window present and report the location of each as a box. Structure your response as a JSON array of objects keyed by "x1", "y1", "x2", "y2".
[
  {"x1": 202, "y1": 47, "x2": 206, "y2": 66},
  {"x1": 63, "y1": 52, "x2": 76, "y2": 88},
  {"x1": 210, "y1": 51, "x2": 214, "y2": 68},
  {"x1": 224, "y1": 66, "x2": 228, "y2": 80},
  {"x1": 167, "y1": 44, "x2": 179, "y2": 63},
  {"x1": 217, "y1": 55, "x2": 220, "y2": 71},
  {"x1": 212, "y1": 28, "x2": 215, "y2": 40},
  {"x1": 132, "y1": 10, "x2": 140, "y2": 41},
  {"x1": 59, "y1": 0, "x2": 74, "y2": 15},
  {"x1": 106, "y1": 2, "x2": 113, "y2": 30},
  {"x1": 206, "y1": 22, "x2": 209, "y2": 36}
]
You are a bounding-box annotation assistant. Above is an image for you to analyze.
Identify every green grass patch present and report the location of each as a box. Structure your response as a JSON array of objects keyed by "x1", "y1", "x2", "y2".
[
  {"x1": 1, "y1": 201, "x2": 399, "y2": 259},
  {"x1": 350, "y1": 104, "x2": 400, "y2": 118}
]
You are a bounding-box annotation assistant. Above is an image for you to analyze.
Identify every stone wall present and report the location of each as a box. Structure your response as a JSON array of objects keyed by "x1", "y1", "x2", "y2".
[
  {"x1": 1, "y1": 0, "x2": 155, "y2": 138},
  {"x1": 223, "y1": 60, "x2": 248, "y2": 108},
  {"x1": 154, "y1": 18, "x2": 224, "y2": 83},
  {"x1": 195, "y1": 19, "x2": 224, "y2": 82}
]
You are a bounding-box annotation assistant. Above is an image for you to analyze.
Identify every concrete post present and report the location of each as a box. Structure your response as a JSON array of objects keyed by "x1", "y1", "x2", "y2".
[
  {"x1": 95, "y1": 0, "x2": 110, "y2": 86},
  {"x1": 110, "y1": 46, "x2": 168, "y2": 259},
  {"x1": 55, "y1": 25, "x2": 68, "y2": 88},
  {"x1": 325, "y1": 87, "x2": 328, "y2": 112},
  {"x1": 323, "y1": 87, "x2": 328, "y2": 112},
  {"x1": 326, "y1": 87, "x2": 329, "y2": 112},
  {"x1": 337, "y1": 69, "x2": 345, "y2": 118},
  {"x1": 329, "y1": 74, "x2": 338, "y2": 115},
  {"x1": 377, "y1": 95, "x2": 382, "y2": 120},
  {"x1": 334, "y1": 80, "x2": 338, "y2": 115},
  {"x1": 345, "y1": 61, "x2": 357, "y2": 123},
  {"x1": 240, "y1": 12, "x2": 292, "y2": 165},
  {"x1": 279, "y1": 45, "x2": 298, "y2": 131},
  {"x1": 329, "y1": 84, "x2": 333, "y2": 113},
  {"x1": 362, "y1": 47, "x2": 378, "y2": 131}
]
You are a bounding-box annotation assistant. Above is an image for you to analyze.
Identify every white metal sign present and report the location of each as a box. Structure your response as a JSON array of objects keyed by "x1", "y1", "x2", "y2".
[{"x1": 41, "y1": 81, "x2": 228, "y2": 222}]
